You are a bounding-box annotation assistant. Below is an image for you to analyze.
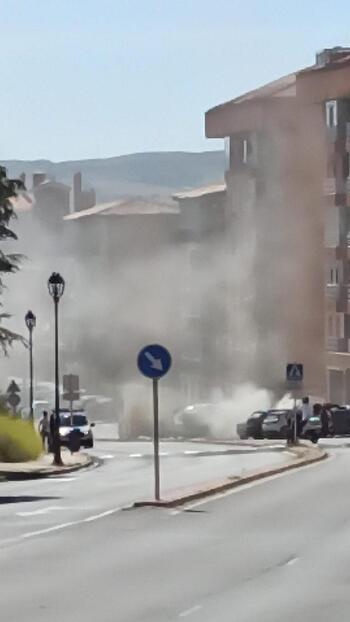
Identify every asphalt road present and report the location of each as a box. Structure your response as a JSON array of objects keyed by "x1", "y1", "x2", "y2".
[
  {"x1": 2, "y1": 441, "x2": 349, "y2": 621},
  {"x1": 0, "y1": 439, "x2": 287, "y2": 542}
]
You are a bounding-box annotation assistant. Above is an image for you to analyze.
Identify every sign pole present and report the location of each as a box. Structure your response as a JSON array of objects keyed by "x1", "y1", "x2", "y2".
[
  {"x1": 137, "y1": 344, "x2": 172, "y2": 503},
  {"x1": 293, "y1": 396, "x2": 297, "y2": 444},
  {"x1": 153, "y1": 378, "x2": 160, "y2": 501}
]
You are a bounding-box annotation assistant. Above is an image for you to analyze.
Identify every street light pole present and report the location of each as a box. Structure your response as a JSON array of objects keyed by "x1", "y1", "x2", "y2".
[
  {"x1": 25, "y1": 310, "x2": 36, "y2": 424},
  {"x1": 48, "y1": 272, "x2": 65, "y2": 467}
]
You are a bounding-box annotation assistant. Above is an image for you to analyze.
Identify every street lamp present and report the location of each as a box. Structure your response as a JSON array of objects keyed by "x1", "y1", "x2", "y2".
[
  {"x1": 24, "y1": 310, "x2": 36, "y2": 423},
  {"x1": 48, "y1": 272, "x2": 65, "y2": 466}
]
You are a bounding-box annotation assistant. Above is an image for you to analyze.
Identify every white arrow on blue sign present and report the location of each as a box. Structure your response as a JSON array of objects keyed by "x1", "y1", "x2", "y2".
[
  {"x1": 137, "y1": 344, "x2": 172, "y2": 379},
  {"x1": 286, "y1": 363, "x2": 303, "y2": 382}
]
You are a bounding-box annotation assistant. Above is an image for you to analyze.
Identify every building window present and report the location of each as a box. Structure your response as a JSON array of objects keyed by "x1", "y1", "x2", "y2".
[
  {"x1": 329, "y1": 264, "x2": 341, "y2": 284},
  {"x1": 326, "y1": 101, "x2": 338, "y2": 128},
  {"x1": 241, "y1": 138, "x2": 252, "y2": 164},
  {"x1": 336, "y1": 314, "x2": 344, "y2": 338},
  {"x1": 328, "y1": 314, "x2": 333, "y2": 336}
]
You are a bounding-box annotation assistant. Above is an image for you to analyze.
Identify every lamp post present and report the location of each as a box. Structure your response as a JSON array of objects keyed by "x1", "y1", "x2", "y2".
[
  {"x1": 24, "y1": 310, "x2": 36, "y2": 423},
  {"x1": 48, "y1": 272, "x2": 65, "y2": 466}
]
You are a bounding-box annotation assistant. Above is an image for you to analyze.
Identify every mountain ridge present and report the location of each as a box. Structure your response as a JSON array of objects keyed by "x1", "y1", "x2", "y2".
[{"x1": 1, "y1": 150, "x2": 226, "y2": 202}]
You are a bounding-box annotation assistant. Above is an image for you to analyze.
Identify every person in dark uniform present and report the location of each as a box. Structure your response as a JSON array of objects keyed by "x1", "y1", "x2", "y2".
[
  {"x1": 319, "y1": 405, "x2": 329, "y2": 437},
  {"x1": 49, "y1": 410, "x2": 56, "y2": 453}
]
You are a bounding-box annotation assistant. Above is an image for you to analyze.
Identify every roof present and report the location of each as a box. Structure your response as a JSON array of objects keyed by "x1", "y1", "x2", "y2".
[
  {"x1": 300, "y1": 50, "x2": 350, "y2": 74},
  {"x1": 173, "y1": 182, "x2": 226, "y2": 200},
  {"x1": 64, "y1": 197, "x2": 179, "y2": 221},
  {"x1": 206, "y1": 48, "x2": 350, "y2": 115},
  {"x1": 34, "y1": 180, "x2": 70, "y2": 192},
  {"x1": 207, "y1": 72, "x2": 298, "y2": 116}
]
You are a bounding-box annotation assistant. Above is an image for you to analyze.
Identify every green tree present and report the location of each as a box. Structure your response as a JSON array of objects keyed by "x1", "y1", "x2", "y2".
[{"x1": 0, "y1": 166, "x2": 24, "y2": 354}]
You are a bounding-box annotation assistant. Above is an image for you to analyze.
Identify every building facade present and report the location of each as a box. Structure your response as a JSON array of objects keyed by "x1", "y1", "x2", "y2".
[
  {"x1": 174, "y1": 184, "x2": 229, "y2": 402},
  {"x1": 206, "y1": 46, "x2": 350, "y2": 401}
]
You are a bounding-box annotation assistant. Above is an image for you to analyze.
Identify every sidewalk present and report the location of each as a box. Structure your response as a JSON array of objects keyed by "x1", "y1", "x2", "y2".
[{"x1": 0, "y1": 450, "x2": 94, "y2": 480}]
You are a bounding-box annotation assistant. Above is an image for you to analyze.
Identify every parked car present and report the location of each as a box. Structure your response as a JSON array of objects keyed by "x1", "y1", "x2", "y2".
[
  {"x1": 327, "y1": 406, "x2": 350, "y2": 435},
  {"x1": 173, "y1": 403, "x2": 214, "y2": 438},
  {"x1": 261, "y1": 409, "x2": 292, "y2": 439},
  {"x1": 301, "y1": 415, "x2": 322, "y2": 443},
  {"x1": 58, "y1": 410, "x2": 95, "y2": 448},
  {"x1": 236, "y1": 422, "x2": 248, "y2": 439},
  {"x1": 245, "y1": 411, "x2": 268, "y2": 439}
]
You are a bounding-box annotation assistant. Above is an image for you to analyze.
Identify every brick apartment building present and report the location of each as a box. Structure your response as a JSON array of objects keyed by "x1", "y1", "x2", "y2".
[{"x1": 206, "y1": 46, "x2": 350, "y2": 402}]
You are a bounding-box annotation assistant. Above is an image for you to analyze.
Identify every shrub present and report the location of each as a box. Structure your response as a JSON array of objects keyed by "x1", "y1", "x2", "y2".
[{"x1": 0, "y1": 411, "x2": 42, "y2": 462}]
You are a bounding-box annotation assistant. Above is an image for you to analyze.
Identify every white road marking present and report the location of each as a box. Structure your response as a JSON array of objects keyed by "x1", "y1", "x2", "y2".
[
  {"x1": 44, "y1": 477, "x2": 77, "y2": 482},
  {"x1": 81, "y1": 508, "x2": 118, "y2": 522},
  {"x1": 286, "y1": 556, "x2": 299, "y2": 566},
  {"x1": 0, "y1": 506, "x2": 124, "y2": 548},
  {"x1": 159, "y1": 451, "x2": 169, "y2": 456},
  {"x1": 179, "y1": 605, "x2": 202, "y2": 617},
  {"x1": 16, "y1": 506, "x2": 69, "y2": 517},
  {"x1": 170, "y1": 455, "x2": 331, "y2": 514},
  {"x1": 100, "y1": 454, "x2": 115, "y2": 459},
  {"x1": 184, "y1": 450, "x2": 200, "y2": 455},
  {"x1": 129, "y1": 453, "x2": 143, "y2": 458}
]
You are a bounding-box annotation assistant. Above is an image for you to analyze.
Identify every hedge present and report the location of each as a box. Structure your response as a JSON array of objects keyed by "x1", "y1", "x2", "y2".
[{"x1": 0, "y1": 412, "x2": 42, "y2": 462}]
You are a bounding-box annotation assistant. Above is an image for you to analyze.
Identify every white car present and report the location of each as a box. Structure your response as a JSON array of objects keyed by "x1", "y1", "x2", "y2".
[{"x1": 59, "y1": 410, "x2": 95, "y2": 449}]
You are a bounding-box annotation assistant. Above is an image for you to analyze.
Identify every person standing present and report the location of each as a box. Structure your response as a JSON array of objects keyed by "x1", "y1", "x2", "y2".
[
  {"x1": 319, "y1": 405, "x2": 329, "y2": 437},
  {"x1": 38, "y1": 411, "x2": 50, "y2": 451},
  {"x1": 301, "y1": 396, "x2": 312, "y2": 422}
]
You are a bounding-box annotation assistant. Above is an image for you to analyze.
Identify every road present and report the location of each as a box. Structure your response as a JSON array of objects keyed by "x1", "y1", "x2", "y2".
[
  {"x1": 1, "y1": 441, "x2": 349, "y2": 621},
  {"x1": 0, "y1": 438, "x2": 286, "y2": 542}
]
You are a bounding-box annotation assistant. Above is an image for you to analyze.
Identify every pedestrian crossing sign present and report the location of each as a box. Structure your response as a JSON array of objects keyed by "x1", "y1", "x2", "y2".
[{"x1": 286, "y1": 363, "x2": 303, "y2": 382}]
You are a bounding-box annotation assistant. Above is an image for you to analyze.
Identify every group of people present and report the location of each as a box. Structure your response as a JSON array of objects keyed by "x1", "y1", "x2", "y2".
[
  {"x1": 38, "y1": 410, "x2": 56, "y2": 452},
  {"x1": 294, "y1": 396, "x2": 330, "y2": 438}
]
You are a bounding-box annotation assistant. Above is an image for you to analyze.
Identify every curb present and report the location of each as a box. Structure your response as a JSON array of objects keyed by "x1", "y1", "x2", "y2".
[
  {"x1": 0, "y1": 453, "x2": 96, "y2": 481},
  {"x1": 133, "y1": 446, "x2": 328, "y2": 508}
]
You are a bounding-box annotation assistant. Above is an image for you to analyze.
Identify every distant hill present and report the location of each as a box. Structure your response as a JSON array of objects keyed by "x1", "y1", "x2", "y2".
[{"x1": 1, "y1": 151, "x2": 226, "y2": 202}]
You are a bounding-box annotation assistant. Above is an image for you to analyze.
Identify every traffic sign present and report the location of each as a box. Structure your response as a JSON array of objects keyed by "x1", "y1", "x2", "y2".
[
  {"x1": 6, "y1": 380, "x2": 21, "y2": 415},
  {"x1": 286, "y1": 363, "x2": 303, "y2": 382},
  {"x1": 137, "y1": 344, "x2": 172, "y2": 501},
  {"x1": 137, "y1": 344, "x2": 172, "y2": 379},
  {"x1": 63, "y1": 374, "x2": 80, "y2": 402},
  {"x1": 7, "y1": 380, "x2": 20, "y2": 394},
  {"x1": 7, "y1": 393, "x2": 20, "y2": 409}
]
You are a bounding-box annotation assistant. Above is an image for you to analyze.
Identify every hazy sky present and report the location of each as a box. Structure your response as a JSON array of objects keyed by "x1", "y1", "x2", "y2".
[{"x1": 2, "y1": 0, "x2": 350, "y2": 161}]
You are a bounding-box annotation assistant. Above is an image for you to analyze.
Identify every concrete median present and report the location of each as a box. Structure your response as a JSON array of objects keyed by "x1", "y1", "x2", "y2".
[{"x1": 134, "y1": 441, "x2": 327, "y2": 508}]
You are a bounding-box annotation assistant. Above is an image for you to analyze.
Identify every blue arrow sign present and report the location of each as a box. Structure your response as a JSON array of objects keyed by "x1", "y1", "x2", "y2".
[
  {"x1": 286, "y1": 363, "x2": 303, "y2": 382},
  {"x1": 137, "y1": 344, "x2": 172, "y2": 379}
]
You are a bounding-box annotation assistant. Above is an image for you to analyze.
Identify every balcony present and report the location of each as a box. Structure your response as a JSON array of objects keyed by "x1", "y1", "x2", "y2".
[
  {"x1": 326, "y1": 336, "x2": 348, "y2": 352},
  {"x1": 324, "y1": 178, "x2": 346, "y2": 196},
  {"x1": 326, "y1": 283, "x2": 341, "y2": 301},
  {"x1": 346, "y1": 122, "x2": 350, "y2": 150},
  {"x1": 326, "y1": 283, "x2": 347, "y2": 311}
]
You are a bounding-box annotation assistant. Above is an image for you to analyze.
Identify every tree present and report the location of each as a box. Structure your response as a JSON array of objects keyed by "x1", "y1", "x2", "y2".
[{"x1": 0, "y1": 166, "x2": 25, "y2": 354}]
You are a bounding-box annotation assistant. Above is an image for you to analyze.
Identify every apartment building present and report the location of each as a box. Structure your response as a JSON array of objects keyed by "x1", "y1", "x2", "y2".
[
  {"x1": 206, "y1": 46, "x2": 350, "y2": 402},
  {"x1": 174, "y1": 183, "x2": 228, "y2": 402}
]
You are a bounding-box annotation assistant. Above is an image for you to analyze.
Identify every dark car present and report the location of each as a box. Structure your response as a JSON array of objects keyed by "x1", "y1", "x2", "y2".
[
  {"x1": 245, "y1": 411, "x2": 268, "y2": 439},
  {"x1": 261, "y1": 409, "x2": 292, "y2": 439},
  {"x1": 328, "y1": 406, "x2": 350, "y2": 435}
]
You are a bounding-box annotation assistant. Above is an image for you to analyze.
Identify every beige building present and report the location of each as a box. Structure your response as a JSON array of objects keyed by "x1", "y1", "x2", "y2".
[{"x1": 205, "y1": 47, "x2": 350, "y2": 400}]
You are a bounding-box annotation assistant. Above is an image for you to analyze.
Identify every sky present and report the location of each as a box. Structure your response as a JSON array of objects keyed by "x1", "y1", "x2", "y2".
[{"x1": 1, "y1": 0, "x2": 350, "y2": 161}]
